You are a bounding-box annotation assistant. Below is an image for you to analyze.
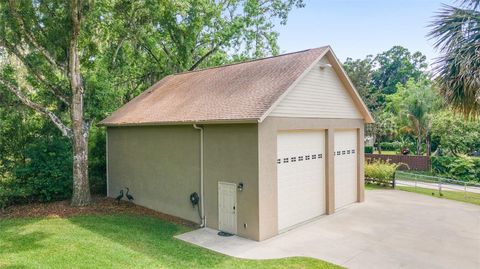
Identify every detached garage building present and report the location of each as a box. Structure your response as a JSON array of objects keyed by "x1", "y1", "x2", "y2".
[{"x1": 100, "y1": 46, "x2": 374, "y2": 241}]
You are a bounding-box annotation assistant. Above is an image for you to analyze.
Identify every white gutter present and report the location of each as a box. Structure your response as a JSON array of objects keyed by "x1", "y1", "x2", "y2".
[{"x1": 193, "y1": 124, "x2": 206, "y2": 227}]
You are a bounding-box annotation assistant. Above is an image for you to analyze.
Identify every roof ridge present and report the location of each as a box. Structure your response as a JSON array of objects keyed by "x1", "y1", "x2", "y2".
[
  {"x1": 173, "y1": 46, "x2": 330, "y2": 76},
  {"x1": 100, "y1": 45, "x2": 371, "y2": 127}
]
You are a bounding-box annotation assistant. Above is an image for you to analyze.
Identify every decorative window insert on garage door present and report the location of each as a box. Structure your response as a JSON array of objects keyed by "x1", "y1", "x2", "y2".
[{"x1": 276, "y1": 130, "x2": 326, "y2": 231}]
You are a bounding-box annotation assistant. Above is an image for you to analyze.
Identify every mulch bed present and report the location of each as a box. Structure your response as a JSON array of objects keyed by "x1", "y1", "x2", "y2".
[{"x1": 0, "y1": 195, "x2": 197, "y2": 228}]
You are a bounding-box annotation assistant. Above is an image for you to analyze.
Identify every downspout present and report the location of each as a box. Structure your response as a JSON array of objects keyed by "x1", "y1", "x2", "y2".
[
  {"x1": 193, "y1": 124, "x2": 206, "y2": 227},
  {"x1": 106, "y1": 129, "x2": 109, "y2": 196}
]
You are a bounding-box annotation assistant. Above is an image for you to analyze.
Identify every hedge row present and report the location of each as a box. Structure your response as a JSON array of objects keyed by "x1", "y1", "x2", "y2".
[
  {"x1": 378, "y1": 142, "x2": 396, "y2": 151},
  {"x1": 365, "y1": 159, "x2": 400, "y2": 185},
  {"x1": 431, "y1": 156, "x2": 480, "y2": 182},
  {"x1": 0, "y1": 134, "x2": 106, "y2": 209}
]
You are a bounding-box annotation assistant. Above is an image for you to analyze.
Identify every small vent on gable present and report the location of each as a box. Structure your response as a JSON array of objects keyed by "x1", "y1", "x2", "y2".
[{"x1": 268, "y1": 58, "x2": 364, "y2": 120}]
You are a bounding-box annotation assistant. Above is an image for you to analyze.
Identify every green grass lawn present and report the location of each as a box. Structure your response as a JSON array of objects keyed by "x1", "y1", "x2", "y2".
[
  {"x1": 0, "y1": 214, "x2": 341, "y2": 269},
  {"x1": 365, "y1": 183, "x2": 392, "y2": 190},
  {"x1": 396, "y1": 186, "x2": 480, "y2": 206},
  {"x1": 372, "y1": 151, "x2": 427, "y2": 156},
  {"x1": 373, "y1": 150, "x2": 398, "y2": 155}
]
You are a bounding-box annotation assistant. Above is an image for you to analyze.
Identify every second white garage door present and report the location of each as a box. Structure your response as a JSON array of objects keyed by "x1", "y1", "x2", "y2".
[
  {"x1": 334, "y1": 129, "x2": 358, "y2": 209},
  {"x1": 277, "y1": 130, "x2": 325, "y2": 231}
]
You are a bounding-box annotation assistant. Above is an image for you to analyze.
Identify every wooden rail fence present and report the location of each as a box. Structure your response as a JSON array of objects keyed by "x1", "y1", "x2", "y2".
[{"x1": 365, "y1": 153, "x2": 431, "y2": 171}]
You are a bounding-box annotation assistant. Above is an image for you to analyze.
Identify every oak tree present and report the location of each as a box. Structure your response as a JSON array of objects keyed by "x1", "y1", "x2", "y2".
[{"x1": 0, "y1": 0, "x2": 304, "y2": 206}]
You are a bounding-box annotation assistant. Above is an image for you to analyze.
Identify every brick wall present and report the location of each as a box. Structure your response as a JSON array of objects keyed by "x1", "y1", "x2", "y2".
[{"x1": 365, "y1": 154, "x2": 431, "y2": 171}]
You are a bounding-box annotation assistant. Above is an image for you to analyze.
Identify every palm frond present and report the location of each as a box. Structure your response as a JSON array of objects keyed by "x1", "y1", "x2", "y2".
[
  {"x1": 429, "y1": 1, "x2": 480, "y2": 117},
  {"x1": 458, "y1": 0, "x2": 480, "y2": 9}
]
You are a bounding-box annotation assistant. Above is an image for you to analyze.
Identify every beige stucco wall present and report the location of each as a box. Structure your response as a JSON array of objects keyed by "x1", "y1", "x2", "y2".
[
  {"x1": 258, "y1": 117, "x2": 365, "y2": 241},
  {"x1": 107, "y1": 124, "x2": 260, "y2": 240},
  {"x1": 203, "y1": 124, "x2": 259, "y2": 240},
  {"x1": 107, "y1": 125, "x2": 201, "y2": 223},
  {"x1": 107, "y1": 118, "x2": 365, "y2": 242}
]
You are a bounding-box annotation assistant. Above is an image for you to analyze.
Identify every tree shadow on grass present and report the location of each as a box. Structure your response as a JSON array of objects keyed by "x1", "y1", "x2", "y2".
[
  {"x1": 0, "y1": 219, "x2": 51, "y2": 255},
  {"x1": 0, "y1": 215, "x2": 337, "y2": 269},
  {"x1": 0, "y1": 265, "x2": 30, "y2": 269},
  {"x1": 68, "y1": 214, "x2": 230, "y2": 268}
]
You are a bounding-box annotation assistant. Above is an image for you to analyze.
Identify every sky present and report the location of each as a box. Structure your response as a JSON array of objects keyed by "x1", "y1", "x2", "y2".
[{"x1": 275, "y1": 0, "x2": 456, "y2": 64}]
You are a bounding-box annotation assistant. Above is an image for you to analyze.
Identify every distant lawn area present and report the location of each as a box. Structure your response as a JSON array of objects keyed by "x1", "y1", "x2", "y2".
[
  {"x1": 365, "y1": 183, "x2": 392, "y2": 190},
  {"x1": 373, "y1": 150, "x2": 398, "y2": 155},
  {"x1": 366, "y1": 182, "x2": 480, "y2": 206},
  {"x1": 396, "y1": 186, "x2": 480, "y2": 206},
  {"x1": 372, "y1": 151, "x2": 427, "y2": 156},
  {"x1": 0, "y1": 214, "x2": 341, "y2": 269}
]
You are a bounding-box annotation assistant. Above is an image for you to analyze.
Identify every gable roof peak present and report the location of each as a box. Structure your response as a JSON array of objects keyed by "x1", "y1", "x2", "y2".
[{"x1": 99, "y1": 46, "x2": 373, "y2": 126}]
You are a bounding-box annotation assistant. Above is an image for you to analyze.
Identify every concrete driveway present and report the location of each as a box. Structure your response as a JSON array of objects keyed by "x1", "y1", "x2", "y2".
[{"x1": 177, "y1": 190, "x2": 480, "y2": 269}]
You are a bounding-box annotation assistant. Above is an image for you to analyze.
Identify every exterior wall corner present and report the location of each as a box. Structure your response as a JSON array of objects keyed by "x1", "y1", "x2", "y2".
[{"x1": 357, "y1": 127, "x2": 365, "y2": 202}]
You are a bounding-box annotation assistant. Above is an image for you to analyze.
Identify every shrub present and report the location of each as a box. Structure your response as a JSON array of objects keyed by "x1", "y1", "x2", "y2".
[
  {"x1": 448, "y1": 157, "x2": 476, "y2": 181},
  {"x1": 0, "y1": 135, "x2": 73, "y2": 209},
  {"x1": 0, "y1": 127, "x2": 108, "y2": 209},
  {"x1": 431, "y1": 156, "x2": 453, "y2": 174},
  {"x1": 365, "y1": 146, "x2": 373, "y2": 154},
  {"x1": 431, "y1": 155, "x2": 480, "y2": 182},
  {"x1": 379, "y1": 142, "x2": 396, "y2": 151},
  {"x1": 88, "y1": 128, "x2": 107, "y2": 195},
  {"x1": 0, "y1": 176, "x2": 31, "y2": 209},
  {"x1": 0, "y1": 188, "x2": 8, "y2": 209},
  {"x1": 365, "y1": 159, "x2": 400, "y2": 185},
  {"x1": 0, "y1": 179, "x2": 13, "y2": 209}
]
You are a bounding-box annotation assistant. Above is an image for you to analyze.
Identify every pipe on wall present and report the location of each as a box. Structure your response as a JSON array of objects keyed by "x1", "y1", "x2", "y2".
[
  {"x1": 106, "y1": 130, "x2": 109, "y2": 196},
  {"x1": 193, "y1": 124, "x2": 206, "y2": 227}
]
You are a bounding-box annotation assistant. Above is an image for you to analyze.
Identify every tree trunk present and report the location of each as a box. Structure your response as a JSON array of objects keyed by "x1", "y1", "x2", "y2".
[
  {"x1": 375, "y1": 134, "x2": 382, "y2": 154},
  {"x1": 416, "y1": 130, "x2": 422, "y2": 156},
  {"x1": 426, "y1": 131, "x2": 431, "y2": 157},
  {"x1": 372, "y1": 133, "x2": 377, "y2": 153},
  {"x1": 71, "y1": 96, "x2": 90, "y2": 206},
  {"x1": 69, "y1": 0, "x2": 91, "y2": 206}
]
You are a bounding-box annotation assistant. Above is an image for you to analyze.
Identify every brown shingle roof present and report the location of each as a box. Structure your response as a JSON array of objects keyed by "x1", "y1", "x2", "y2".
[{"x1": 100, "y1": 47, "x2": 330, "y2": 126}]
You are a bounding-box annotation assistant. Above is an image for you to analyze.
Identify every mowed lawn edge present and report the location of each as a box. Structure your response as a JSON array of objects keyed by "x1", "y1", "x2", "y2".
[
  {"x1": 366, "y1": 183, "x2": 480, "y2": 206},
  {"x1": 396, "y1": 186, "x2": 480, "y2": 206}
]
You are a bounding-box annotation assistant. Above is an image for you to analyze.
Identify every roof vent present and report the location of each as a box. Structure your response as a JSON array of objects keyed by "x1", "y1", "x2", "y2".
[{"x1": 319, "y1": 63, "x2": 332, "y2": 70}]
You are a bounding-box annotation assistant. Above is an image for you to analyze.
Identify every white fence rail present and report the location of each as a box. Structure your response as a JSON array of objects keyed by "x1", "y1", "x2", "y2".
[{"x1": 394, "y1": 171, "x2": 480, "y2": 199}]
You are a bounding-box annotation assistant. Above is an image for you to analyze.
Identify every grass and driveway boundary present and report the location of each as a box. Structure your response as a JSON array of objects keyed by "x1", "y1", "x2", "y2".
[{"x1": 0, "y1": 197, "x2": 341, "y2": 269}]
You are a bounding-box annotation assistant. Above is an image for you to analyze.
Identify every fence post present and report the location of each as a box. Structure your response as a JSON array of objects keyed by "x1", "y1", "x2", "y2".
[
  {"x1": 438, "y1": 178, "x2": 442, "y2": 196},
  {"x1": 392, "y1": 171, "x2": 396, "y2": 189},
  {"x1": 464, "y1": 182, "x2": 467, "y2": 199}
]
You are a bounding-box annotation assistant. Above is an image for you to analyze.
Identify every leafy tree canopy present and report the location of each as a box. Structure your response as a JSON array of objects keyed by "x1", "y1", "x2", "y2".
[
  {"x1": 372, "y1": 46, "x2": 428, "y2": 96},
  {"x1": 343, "y1": 46, "x2": 428, "y2": 113},
  {"x1": 343, "y1": 56, "x2": 375, "y2": 109},
  {"x1": 0, "y1": 0, "x2": 304, "y2": 206},
  {"x1": 431, "y1": 110, "x2": 480, "y2": 155},
  {"x1": 385, "y1": 78, "x2": 441, "y2": 122},
  {"x1": 385, "y1": 78, "x2": 442, "y2": 155}
]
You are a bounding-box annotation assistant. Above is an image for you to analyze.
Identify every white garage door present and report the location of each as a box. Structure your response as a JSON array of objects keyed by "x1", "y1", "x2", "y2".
[
  {"x1": 277, "y1": 130, "x2": 325, "y2": 231},
  {"x1": 334, "y1": 129, "x2": 358, "y2": 209}
]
